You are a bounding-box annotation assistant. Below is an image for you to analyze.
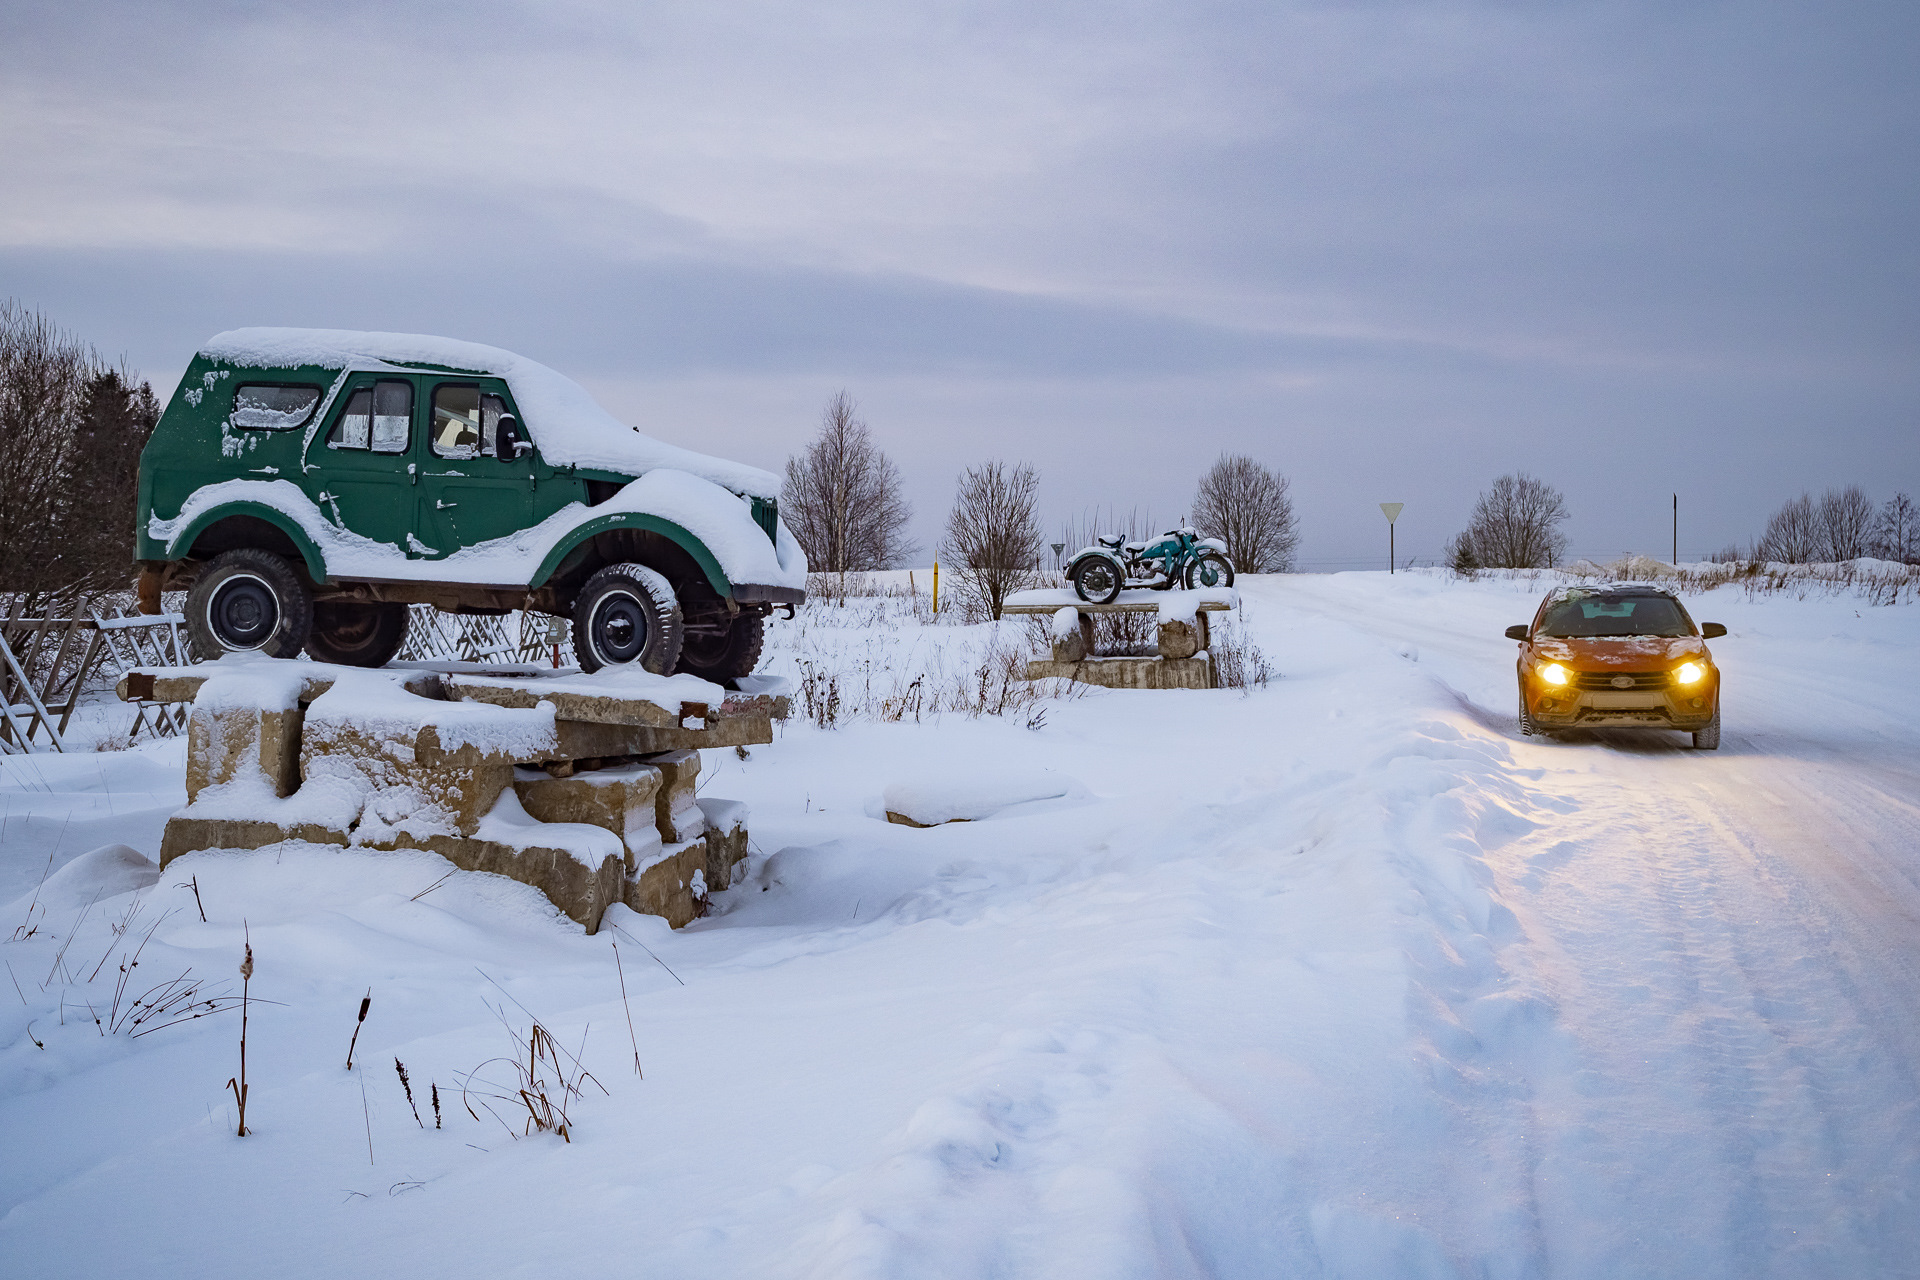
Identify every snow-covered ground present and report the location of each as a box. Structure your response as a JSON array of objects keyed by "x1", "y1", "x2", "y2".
[{"x1": 3, "y1": 572, "x2": 1917, "y2": 1278}]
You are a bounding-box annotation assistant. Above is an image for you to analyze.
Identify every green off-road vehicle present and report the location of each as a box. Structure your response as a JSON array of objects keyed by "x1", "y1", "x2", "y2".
[{"x1": 135, "y1": 329, "x2": 806, "y2": 681}]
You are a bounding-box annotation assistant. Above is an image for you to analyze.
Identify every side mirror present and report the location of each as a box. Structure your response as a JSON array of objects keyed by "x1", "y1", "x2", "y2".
[
  {"x1": 1700, "y1": 622, "x2": 1727, "y2": 638},
  {"x1": 1504, "y1": 624, "x2": 1529, "y2": 641},
  {"x1": 497, "y1": 415, "x2": 534, "y2": 461}
]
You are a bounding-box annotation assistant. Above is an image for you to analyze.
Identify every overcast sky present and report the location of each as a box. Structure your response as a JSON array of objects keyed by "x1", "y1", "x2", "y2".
[{"x1": 4, "y1": 0, "x2": 1915, "y2": 567}]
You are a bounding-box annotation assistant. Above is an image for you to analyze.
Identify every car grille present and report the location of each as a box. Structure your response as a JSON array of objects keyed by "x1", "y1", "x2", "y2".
[{"x1": 1572, "y1": 670, "x2": 1672, "y2": 691}]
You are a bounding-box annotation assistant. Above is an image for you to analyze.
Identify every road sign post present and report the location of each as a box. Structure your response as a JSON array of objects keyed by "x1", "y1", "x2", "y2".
[{"x1": 1379, "y1": 503, "x2": 1404, "y2": 574}]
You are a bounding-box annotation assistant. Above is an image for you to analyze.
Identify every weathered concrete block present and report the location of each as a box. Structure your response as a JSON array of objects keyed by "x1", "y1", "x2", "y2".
[
  {"x1": 1024, "y1": 656, "x2": 1215, "y2": 690},
  {"x1": 696, "y1": 798, "x2": 751, "y2": 891},
  {"x1": 394, "y1": 831, "x2": 625, "y2": 933},
  {"x1": 625, "y1": 840, "x2": 708, "y2": 929},
  {"x1": 513, "y1": 764, "x2": 663, "y2": 873},
  {"x1": 643, "y1": 748, "x2": 707, "y2": 843},
  {"x1": 301, "y1": 720, "x2": 513, "y2": 839},
  {"x1": 158, "y1": 814, "x2": 349, "y2": 868},
  {"x1": 185, "y1": 704, "x2": 304, "y2": 802},
  {"x1": 1050, "y1": 609, "x2": 1095, "y2": 663},
  {"x1": 1157, "y1": 615, "x2": 1210, "y2": 659}
]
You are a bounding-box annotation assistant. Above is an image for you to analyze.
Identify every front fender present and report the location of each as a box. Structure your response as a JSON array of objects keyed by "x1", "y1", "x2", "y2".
[
  {"x1": 165, "y1": 503, "x2": 330, "y2": 584},
  {"x1": 531, "y1": 512, "x2": 733, "y2": 597},
  {"x1": 1065, "y1": 548, "x2": 1125, "y2": 577}
]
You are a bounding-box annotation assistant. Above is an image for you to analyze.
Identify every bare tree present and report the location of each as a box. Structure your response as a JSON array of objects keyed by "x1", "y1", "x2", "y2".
[
  {"x1": 1754, "y1": 493, "x2": 1821, "y2": 563},
  {"x1": 0, "y1": 302, "x2": 158, "y2": 608},
  {"x1": 1454, "y1": 472, "x2": 1568, "y2": 568},
  {"x1": 1875, "y1": 492, "x2": 1919, "y2": 564},
  {"x1": 780, "y1": 392, "x2": 915, "y2": 579},
  {"x1": 1817, "y1": 485, "x2": 1876, "y2": 561},
  {"x1": 943, "y1": 460, "x2": 1042, "y2": 621},
  {"x1": 1191, "y1": 453, "x2": 1298, "y2": 573}
]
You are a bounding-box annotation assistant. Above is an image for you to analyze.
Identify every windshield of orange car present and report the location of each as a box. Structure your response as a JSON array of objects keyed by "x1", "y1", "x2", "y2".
[{"x1": 1538, "y1": 595, "x2": 1691, "y2": 638}]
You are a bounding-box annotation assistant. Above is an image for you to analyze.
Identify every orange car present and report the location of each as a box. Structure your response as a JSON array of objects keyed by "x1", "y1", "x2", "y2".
[{"x1": 1506, "y1": 583, "x2": 1727, "y2": 749}]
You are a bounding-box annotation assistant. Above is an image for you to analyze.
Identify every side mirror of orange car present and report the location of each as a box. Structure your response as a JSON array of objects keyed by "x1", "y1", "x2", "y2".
[
  {"x1": 1504, "y1": 625, "x2": 1529, "y2": 641},
  {"x1": 1700, "y1": 622, "x2": 1727, "y2": 638}
]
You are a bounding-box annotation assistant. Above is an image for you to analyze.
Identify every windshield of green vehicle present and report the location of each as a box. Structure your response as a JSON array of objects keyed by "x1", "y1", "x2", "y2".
[{"x1": 1538, "y1": 595, "x2": 1691, "y2": 638}]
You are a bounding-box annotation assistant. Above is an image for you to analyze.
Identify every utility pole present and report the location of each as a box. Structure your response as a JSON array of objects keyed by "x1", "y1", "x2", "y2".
[
  {"x1": 1380, "y1": 503, "x2": 1404, "y2": 573},
  {"x1": 1673, "y1": 493, "x2": 1678, "y2": 565}
]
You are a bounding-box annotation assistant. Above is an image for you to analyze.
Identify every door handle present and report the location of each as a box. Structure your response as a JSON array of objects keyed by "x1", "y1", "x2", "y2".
[
  {"x1": 436, "y1": 499, "x2": 457, "y2": 509},
  {"x1": 407, "y1": 463, "x2": 418, "y2": 486}
]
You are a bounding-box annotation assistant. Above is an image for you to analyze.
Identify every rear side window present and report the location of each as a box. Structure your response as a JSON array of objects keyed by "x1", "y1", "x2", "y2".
[
  {"x1": 431, "y1": 384, "x2": 510, "y2": 458},
  {"x1": 229, "y1": 383, "x2": 321, "y2": 431},
  {"x1": 327, "y1": 380, "x2": 413, "y2": 454}
]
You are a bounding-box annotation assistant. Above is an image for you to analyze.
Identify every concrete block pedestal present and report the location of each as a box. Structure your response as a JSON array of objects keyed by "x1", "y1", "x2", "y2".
[{"x1": 123, "y1": 662, "x2": 784, "y2": 933}]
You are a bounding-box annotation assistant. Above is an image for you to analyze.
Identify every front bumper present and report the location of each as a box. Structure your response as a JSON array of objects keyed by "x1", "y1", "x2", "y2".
[{"x1": 1526, "y1": 681, "x2": 1717, "y2": 729}]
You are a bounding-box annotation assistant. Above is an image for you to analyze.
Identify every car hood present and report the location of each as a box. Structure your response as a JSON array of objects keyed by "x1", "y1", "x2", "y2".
[{"x1": 1533, "y1": 635, "x2": 1710, "y2": 668}]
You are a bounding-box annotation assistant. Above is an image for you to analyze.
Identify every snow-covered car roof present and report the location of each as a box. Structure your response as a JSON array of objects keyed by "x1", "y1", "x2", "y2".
[
  {"x1": 1542, "y1": 580, "x2": 1677, "y2": 605},
  {"x1": 199, "y1": 328, "x2": 780, "y2": 500}
]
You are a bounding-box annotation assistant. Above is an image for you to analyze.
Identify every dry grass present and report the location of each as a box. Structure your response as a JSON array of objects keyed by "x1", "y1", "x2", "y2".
[{"x1": 460, "y1": 1013, "x2": 606, "y2": 1143}]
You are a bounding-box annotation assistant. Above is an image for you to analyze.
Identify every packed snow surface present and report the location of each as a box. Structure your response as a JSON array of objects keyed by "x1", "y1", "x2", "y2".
[{"x1": 4, "y1": 571, "x2": 1919, "y2": 1278}]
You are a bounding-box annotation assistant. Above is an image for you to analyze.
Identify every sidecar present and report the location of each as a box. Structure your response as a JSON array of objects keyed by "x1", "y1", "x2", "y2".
[{"x1": 1066, "y1": 537, "x2": 1129, "y2": 604}]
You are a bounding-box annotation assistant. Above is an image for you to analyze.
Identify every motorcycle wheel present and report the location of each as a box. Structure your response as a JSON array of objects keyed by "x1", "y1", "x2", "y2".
[
  {"x1": 1072, "y1": 557, "x2": 1123, "y2": 605},
  {"x1": 1184, "y1": 552, "x2": 1235, "y2": 590}
]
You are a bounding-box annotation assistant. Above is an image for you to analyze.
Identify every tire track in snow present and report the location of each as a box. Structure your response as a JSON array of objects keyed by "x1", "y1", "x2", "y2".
[{"x1": 1259, "y1": 572, "x2": 1920, "y2": 1277}]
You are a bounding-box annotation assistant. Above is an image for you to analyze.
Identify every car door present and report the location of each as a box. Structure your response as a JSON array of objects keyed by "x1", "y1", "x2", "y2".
[
  {"x1": 303, "y1": 375, "x2": 418, "y2": 555},
  {"x1": 415, "y1": 380, "x2": 534, "y2": 560}
]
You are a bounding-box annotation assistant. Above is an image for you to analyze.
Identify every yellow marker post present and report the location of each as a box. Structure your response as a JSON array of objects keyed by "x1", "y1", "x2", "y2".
[{"x1": 932, "y1": 560, "x2": 940, "y2": 614}]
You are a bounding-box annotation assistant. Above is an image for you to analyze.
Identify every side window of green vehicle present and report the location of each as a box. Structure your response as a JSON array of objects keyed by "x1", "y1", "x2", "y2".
[
  {"x1": 431, "y1": 383, "x2": 511, "y2": 459},
  {"x1": 327, "y1": 380, "x2": 413, "y2": 454},
  {"x1": 229, "y1": 383, "x2": 322, "y2": 431}
]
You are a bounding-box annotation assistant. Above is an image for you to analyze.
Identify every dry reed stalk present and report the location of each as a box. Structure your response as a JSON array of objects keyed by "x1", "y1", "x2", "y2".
[
  {"x1": 610, "y1": 937, "x2": 643, "y2": 1076},
  {"x1": 345, "y1": 988, "x2": 371, "y2": 1070},
  {"x1": 227, "y1": 928, "x2": 252, "y2": 1136},
  {"x1": 396, "y1": 1059, "x2": 423, "y2": 1127}
]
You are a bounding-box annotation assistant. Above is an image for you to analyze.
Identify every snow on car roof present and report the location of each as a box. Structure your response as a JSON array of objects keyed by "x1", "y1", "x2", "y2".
[
  {"x1": 1541, "y1": 581, "x2": 1677, "y2": 604},
  {"x1": 198, "y1": 328, "x2": 780, "y2": 500}
]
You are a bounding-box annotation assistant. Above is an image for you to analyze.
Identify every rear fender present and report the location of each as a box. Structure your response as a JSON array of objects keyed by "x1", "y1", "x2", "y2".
[
  {"x1": 532, "y1": 513, "x2": 732, "y2": 597},
  {"x1": 167, "y1": 504, "x2": 330, "y2": 584}
]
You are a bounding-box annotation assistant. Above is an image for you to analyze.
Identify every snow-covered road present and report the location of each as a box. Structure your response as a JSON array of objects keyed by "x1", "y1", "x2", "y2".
[{"x1": 3, "y1": 572, "x2": 1916, "y2": 1278}]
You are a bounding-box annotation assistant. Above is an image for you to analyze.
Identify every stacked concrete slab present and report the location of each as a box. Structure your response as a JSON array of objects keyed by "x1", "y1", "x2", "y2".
[{"x1": 120, "y1": 662, "x2": 784, "y2": 933}]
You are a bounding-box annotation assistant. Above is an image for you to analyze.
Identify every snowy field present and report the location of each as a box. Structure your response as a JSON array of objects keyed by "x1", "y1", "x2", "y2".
[{"x1": 3, "y1": 571, "x2": 1918, "y2": 1279}]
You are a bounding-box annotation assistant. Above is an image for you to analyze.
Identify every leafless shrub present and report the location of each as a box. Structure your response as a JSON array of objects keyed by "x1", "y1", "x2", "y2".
[
  {"x1": 1453, "y1": 473, "x2": 1568, "y2": 569},
  {"x1": 944, "y1": 460, "x2": 1043, "y2": 621},
  {"x1": 1754, "y1": 492, "x2": 1821, "y2": 563},
  {"x1": 1192, "y1": 454, "x2": 1298, "y2": 572},
  {"x1": 1819, "y1": 485, "x2": 1876, "y2": 561},
  {"x1": 782, "y1": 392, "x2": 916, "y2": 578},
  {"x1": 1874, "y1": 492, "x2": 1919, "y2": 564},
  {"x1": 1210, "y1": 618, "x2": 1275, "y2": 692}
]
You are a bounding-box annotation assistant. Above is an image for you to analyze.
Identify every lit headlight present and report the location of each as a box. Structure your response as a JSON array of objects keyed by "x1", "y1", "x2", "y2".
[
  {"x1": 1674, "y1": 661, "x2": 1705, "y2": 685},
  {"x1": 1538, "y1": 662, "x2": 1570, "y2": 686}
]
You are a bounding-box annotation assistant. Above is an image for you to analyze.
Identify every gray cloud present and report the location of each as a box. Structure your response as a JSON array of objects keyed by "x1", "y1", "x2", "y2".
[{"x1": 3, "y1": 0, "x2": 1914, "y2": 566}]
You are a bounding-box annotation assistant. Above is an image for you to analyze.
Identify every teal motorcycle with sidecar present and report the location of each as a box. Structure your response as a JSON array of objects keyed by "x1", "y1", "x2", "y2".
[{"x1": 1066, "y1": 527, "x2": 1235, "y2": 604}]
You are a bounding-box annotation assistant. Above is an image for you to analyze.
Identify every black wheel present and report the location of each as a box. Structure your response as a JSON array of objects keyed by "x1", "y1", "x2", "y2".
[
  {"x1": 572, "y1": 562, "x2": 684, "y2": 674},
  {"x1": 185, "y1": 548, "x2": 313, "y2": 660},
  {"x1": 1692, "y1": 705, "x2": 1721, "y2": 750},
  {"x1": 306, "y1": 601, "x2": 409, "y2": 668},
  {"x1": 1518, "y1": 681, "x2": 1535, "y2": 736},
  {"x1": 1184, "y1": 552, "x2": 1235, "y2": 590},
  {"x1": 1072, "y1": 557, "x2": 1123, "y2": 605},
  {"x1": 676, "y1": 613, "x2": 765, "y2": 685}
]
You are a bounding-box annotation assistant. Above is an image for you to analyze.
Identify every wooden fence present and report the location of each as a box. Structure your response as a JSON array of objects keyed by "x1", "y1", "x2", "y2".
[{"x1": 0, "y1": 601, "x2": 190, "y2": 752}]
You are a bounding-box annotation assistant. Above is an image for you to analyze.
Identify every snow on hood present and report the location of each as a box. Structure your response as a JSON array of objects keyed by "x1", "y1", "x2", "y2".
[
  {"x1": 199, "y1": 328, "x2": 781, "y2": 500},
  {"x1": 1533, "y1": 634, "x2": 1708, "y2": 664}
]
